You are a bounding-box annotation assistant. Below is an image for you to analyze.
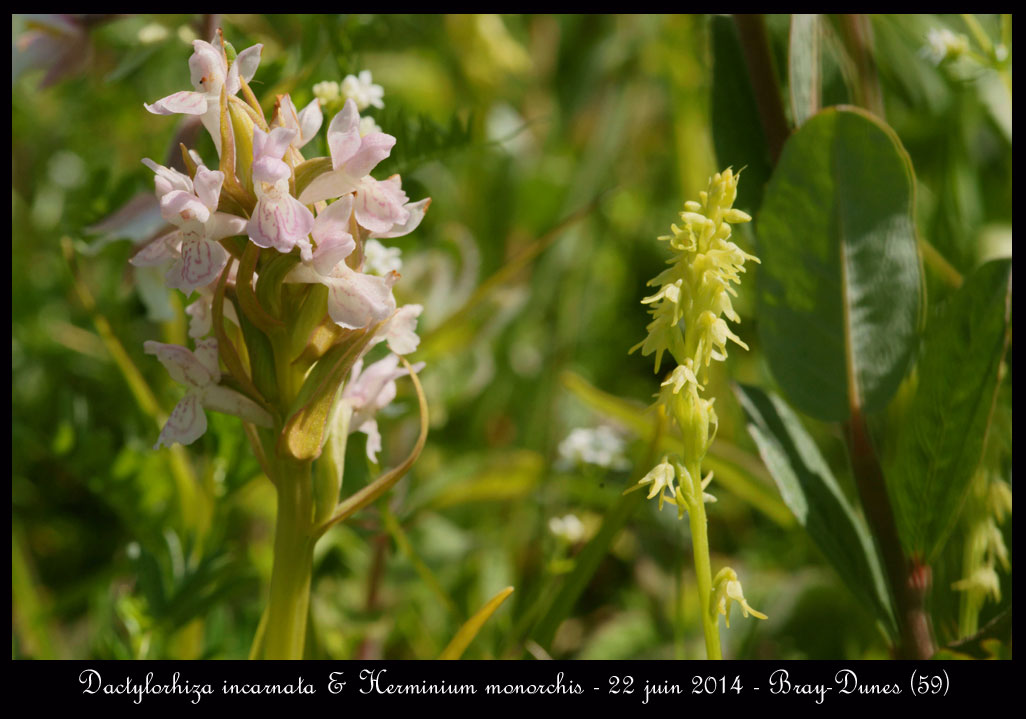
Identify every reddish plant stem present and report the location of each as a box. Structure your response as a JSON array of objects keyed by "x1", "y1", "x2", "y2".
[
  {"x1": 837, "y1": 14, "x2": 885, "y2": 118},
  {"x1": 733, "y1": 14, "x2": 791, "y2": 163},
  {"x1": 845, "y1": 408, "x2": 935, "y2": 659}
]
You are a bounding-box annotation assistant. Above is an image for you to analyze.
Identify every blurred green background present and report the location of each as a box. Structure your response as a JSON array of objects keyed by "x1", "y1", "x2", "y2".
[{"x1": 12, "y1": 14, "x2": 1011, "y2": 659}]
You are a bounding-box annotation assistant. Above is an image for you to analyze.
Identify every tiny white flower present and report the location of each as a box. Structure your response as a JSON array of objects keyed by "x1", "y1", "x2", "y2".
[
  {"x1": 922, "y1": 27, "x2": 969, "y2": 65},
  {"x1": 313, "y1": 80, "x2": 341, "y2": 104},
  {"x1": 341, "y1": 70, "x2": 384, "y2": 111},
  {"x1": 363, "y1": 238, "x2": 403, "y2": 276},
  {"x1": 548, "y1": 514, "x2": 586, "y2": 543},
  {"x1": 558, "y1": 426, "x2": 631, "y2": 470}
]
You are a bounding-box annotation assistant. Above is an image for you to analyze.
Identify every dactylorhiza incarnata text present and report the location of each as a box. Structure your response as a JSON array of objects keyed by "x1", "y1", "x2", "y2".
[
  {"x1": 628, "y1": 168, "x2": 766, "y2": 659},
  {"x1": 133, "y1": 32, "x2": 429, "y2": 659}
]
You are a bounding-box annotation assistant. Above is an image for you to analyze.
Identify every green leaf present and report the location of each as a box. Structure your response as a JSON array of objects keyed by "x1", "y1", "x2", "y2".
[
  {"x1": 788, "y1": 14, "x2": 821, "y2": 127},
  {"x1": 439, "y1": 586, "x2": 514, "y2": 660},
  {"x1": 756, "y1": 107, "x2": 922, "y2": 422},
  {"x1": 734, "y1": 383, "x2": 896, "y2": 636},
  {"x1": 710, "y1": 14, "x2": 772, "y2": 213},
  {"x1": 888, "y1": 259, "x2": 1012, "y2": 560}
]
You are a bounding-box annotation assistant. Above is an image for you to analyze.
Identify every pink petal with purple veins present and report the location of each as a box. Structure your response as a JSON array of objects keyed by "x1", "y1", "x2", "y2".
[
  {"x1": 130, "y1": 231, "x2": 181, "y2": 267},
  {"x1": 247, "y1": 196, "x2": 315, "y2": 253},
  {"x1": 156, "y1": 393, "x2": 207, "y2": 448},
  {"x1": 144, "y1": 340, "x2": 216, "y2": 388},
  {"x1": 172, "y1": 237, "x2": 229, "y2": 293},
  {"x1": 353, "y1": 177, "x2": 410, "y2": 233}
]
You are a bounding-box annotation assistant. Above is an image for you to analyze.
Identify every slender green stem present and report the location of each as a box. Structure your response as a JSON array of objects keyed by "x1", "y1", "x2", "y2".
[
  {"x1": 686, "y1": 460, "x2": 722, "y2": 660},
  {"x1": 262, "y1": 457, "x2": 315, "y2": 660}
]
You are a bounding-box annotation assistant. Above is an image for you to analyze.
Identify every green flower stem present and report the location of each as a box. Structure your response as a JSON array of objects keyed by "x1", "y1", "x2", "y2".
[
  {"x1": 263, "y1": 457, "x2": 315, "y2": 660},
  {"x1": 686, "y1": 459, "x2": 722, "y2": 660}
]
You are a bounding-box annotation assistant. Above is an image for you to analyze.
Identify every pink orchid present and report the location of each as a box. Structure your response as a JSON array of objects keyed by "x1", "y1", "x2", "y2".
[
  {"x1": 145, "y1": 338, "x2": 272, "y2": 448},
  {"x1": 286, "y1": 195, "x2": 399, "y2": 331},
  {"x1": 296, "y1": 100, "x2": 409, "y2": 234},
  {"x1": 342, "y1": 354, "x2": 424, "y2": 462},
  {"x1": 131, "y1": 160, "x2": 246, "y2": 294},
  {"x1": 247, "y1": 126, "x2": 316, "y2": 257},
  {"x1": 145, "y1": 39, "x2": 262, "y2": 155},
  {"x1": 371, "y1": 303, "x2": 424, "y2": 356},
  {"x1": 271, "y1": 94, "x2": 323, "y2": 151}
]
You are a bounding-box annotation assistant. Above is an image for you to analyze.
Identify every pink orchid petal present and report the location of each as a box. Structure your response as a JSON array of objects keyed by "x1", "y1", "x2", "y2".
[
  {"x1": 325, "y1": 265, "x2": 397, "y2": 329},
  {"x1": 207, "y1": 212, "x2": 248, "y2": 241},
  {"x1": 296, "y1": 170, "x2": 359, "y2": 205},
  {"x1": 142, "y1": 158, "x2": 193, "y2": 197},
  {"x1": 297, "y1": 99, "x2": 323, "y2": 147},
  {"x1": 155, "y1": 393, "x2": 207, "y2": 448},
  {"x1": 130, "y1": 231, "x2": 181, "y2": 267},
  {"x1": 185, "y1": 296, "x2": 212, "y2": 338},
  {"x1": 251, "y1": 156, "x2": 291, "y2": 185},
  {"x1": 144, "y1": 340, "x2": 216, "y2": 389},
  {"x1": 145, "y1": 91, "x2": 208, "y2": 116},
  {"x1": 188, "y1": 40, "x2": 226, "y2": 93},
  {"x1": 161, "y1": 190, "x2": 211, "y2": 225},
  {"x1": 200, "y1": 385, "x2": 273, "y2": 427},
  {"x1": 358, "y1": 419, "x2": 382, "y2": 463},
  {"x1": 327, "y1": 100, "x2": 362, "y2": 169},
  {"x1": 169, "y1": 237, "x2": 229, "y2": 293},
  {"x1": 247, "y1": 195, "x2": 315, "y2": 253},
  {"x1": 312, "y1": 195, "x2": 355, "y2": 243},
  {"x1": 234, "y1": 43, "x2": 263, "y2": 85},
  {"x1": 312, "y1": 234, "x2": 355, "y2": 276},
  {"x1": 253, "y1": 126, "x2": 296, "y2": 163},
  {"x1": 382, "y1": 304, "x2": 423, "y2": 355},
  {"x1": 345, "y1": 132, "x2": 396, "y2": 178},
  {"x1": 192, "y1": 167, "x2": 225, "y2": 212},
  {"x1": 372, "y1": 197, "x2": 431, "y2": 239},
  {"x1": 353, "y1": 176, "x2": 409, "y2": 234},
  {"x1": 192, "y1": 337, "x2": 221, "y2": 381}
]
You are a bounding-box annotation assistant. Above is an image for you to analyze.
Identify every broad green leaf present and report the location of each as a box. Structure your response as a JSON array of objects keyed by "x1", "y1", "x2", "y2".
[
  {"x1": 757, "y1": 107, "x2": 921, "y2": 422},
  {"x1": 889, "y1": 259, "x2": 1012, "y2": 560},
  {"x1": 788, "y1": 14, "x2": 821, "y2": 127},
  {"x1": 439, "y1": 586, "x2": 514, "y2": 660},
  {"x1": 561, "y1": 371, "x2": 793, "y2": 527},
  {"x1": 710, "y1": 15, "x2": 772, "y2": 213},
  {"x1": 735, "y1": 383, "x2": 896, "y2": 636}
]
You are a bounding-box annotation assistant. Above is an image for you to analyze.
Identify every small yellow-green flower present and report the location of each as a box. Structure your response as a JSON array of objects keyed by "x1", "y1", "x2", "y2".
[
  {"x1": 712, "y1": 567, "x2": 767, "y2": 628},
  {"x1": 631, "y1": 168, "x2": 758, "y2": 378}
]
